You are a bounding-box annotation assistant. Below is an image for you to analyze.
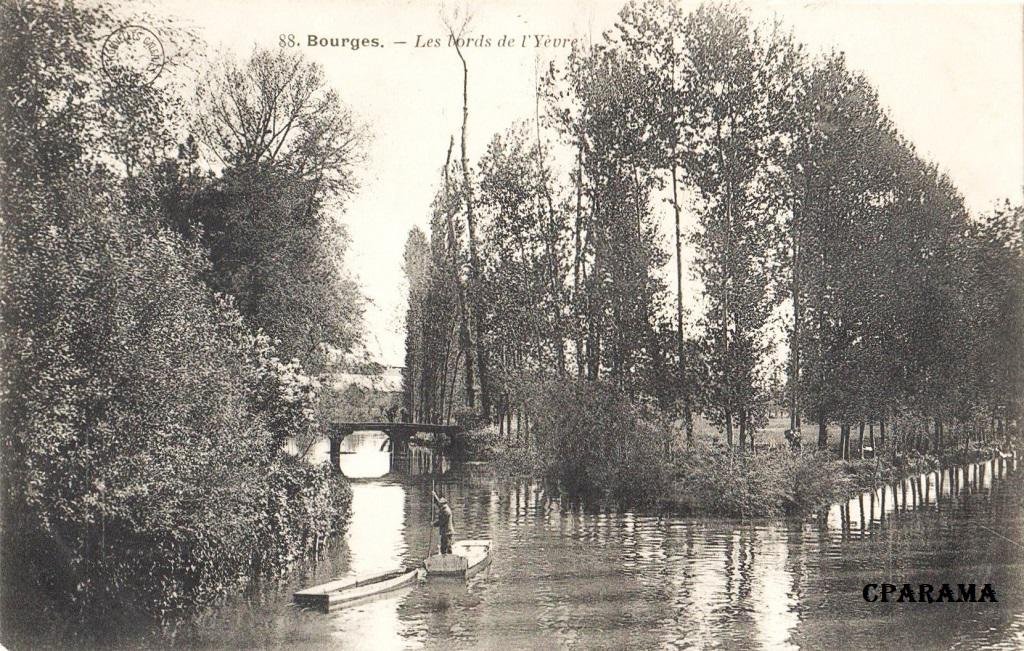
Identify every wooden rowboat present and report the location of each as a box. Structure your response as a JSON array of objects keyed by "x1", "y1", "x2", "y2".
[
  {"x1": 424, "y1": 539, "x2": 492, "y2": 579},
  {"x1": 293, "y1": 566, "x2": 424, "y2": 613}
]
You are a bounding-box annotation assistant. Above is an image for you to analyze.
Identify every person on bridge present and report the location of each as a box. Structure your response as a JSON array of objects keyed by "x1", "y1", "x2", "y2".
[{"x1": 432, "y1": 491, "x2": 455, "y2": 554}]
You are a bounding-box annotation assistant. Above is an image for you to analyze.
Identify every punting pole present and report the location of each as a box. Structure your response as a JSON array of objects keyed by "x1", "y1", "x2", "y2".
[{"x1": 428, "y1": 477, "x2": 435, "y2": 557}]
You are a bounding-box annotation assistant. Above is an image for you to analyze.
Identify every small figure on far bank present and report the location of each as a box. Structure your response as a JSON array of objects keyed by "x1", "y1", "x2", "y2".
[
  {"x1": 432, "y1": 491, "x2": 455, "y2": 554},
  {"x1": 784, "y1": 428, "x2": 802, "y2": 452}
]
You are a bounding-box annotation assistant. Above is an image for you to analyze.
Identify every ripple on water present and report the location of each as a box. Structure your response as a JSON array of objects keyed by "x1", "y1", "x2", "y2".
[{"x1": 178, "y1": 445, "x2": 1023, "y2": 650}]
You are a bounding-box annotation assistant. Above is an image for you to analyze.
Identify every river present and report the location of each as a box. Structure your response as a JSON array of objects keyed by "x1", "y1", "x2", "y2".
[{"x1": 179, "y1": 433, "x2": 1024, "y2": 650}]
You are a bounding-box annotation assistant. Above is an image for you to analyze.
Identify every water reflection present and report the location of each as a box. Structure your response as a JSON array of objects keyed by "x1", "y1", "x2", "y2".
[
  {"x1": 345, "y1": 483, "x2": 407, "y2": 573},
  {"x1": 825, "y1": 456, "x2": 1017, "y2": 540},
  {"x1": 320, "y1": 431, "x2": 454, "y2": 479},
  {"x1": 338, "y1": 432, "x2": 392, "y2": 478},
  {"x1": 181, "y1": 450, "x2": 1023, "y2": 650},
  {"x1": 752, "y1": 526, "x2": 800, "y2": 651}
]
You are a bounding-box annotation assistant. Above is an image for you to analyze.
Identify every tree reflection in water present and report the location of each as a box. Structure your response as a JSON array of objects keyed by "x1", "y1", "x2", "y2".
[{"x1": 179, "y1": 445, "x2": 1021, "y2": 650}]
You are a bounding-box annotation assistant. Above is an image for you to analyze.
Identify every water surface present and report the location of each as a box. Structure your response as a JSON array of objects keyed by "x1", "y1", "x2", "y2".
[{"x1": 185, "y1": 434, "x2": 1024, "y2": 650}]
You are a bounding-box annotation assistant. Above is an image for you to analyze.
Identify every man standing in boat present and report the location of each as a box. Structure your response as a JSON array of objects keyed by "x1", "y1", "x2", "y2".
[{"x1": 432, "y1": 491, "x2": 455, "y2": 554}]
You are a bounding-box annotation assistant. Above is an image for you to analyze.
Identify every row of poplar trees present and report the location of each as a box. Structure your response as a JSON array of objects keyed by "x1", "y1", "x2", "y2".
[{"x1": 403, "y1": 0, "x2": 1023, "y2": 456}]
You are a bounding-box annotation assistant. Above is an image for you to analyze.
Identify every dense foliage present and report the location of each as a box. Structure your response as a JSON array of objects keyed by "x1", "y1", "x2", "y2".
[
  {"x1": 469, "y1": 381, "x2": 1002, "y2": 518},
  {"x1": 181, "y1": 48, "x2": 366, "y2": 374},
  {"x1": 0, "y1": 0, "x2": 359, "y2": 636},
  {"x1": 666, "y1": 445, "x2": 845, "y2": 517},
  {"x1": 527, "y1": 380, "x2": 671, "y2": 506},
  {"x1": 404, "y1": 0, "x2": 1024, "y2": 466}
]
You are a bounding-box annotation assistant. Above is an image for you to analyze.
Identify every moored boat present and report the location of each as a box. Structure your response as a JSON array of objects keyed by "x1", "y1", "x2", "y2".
[
  {"x1": 424, "y1": 539, "x2": 492, "y2": 579},
  {"x1": 293, "y1": 566, "x2": 424, "y2": 613}
]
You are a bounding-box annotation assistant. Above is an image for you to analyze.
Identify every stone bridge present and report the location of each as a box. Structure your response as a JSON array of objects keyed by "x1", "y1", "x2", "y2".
[{"x1": 326, "y1": 422, "x2": 466, "y2": 471}]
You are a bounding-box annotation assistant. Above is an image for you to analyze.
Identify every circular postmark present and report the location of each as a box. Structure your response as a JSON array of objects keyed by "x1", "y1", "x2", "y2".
[{"x1": 101, "y1": 25, "x2": 165, "y2": 85}]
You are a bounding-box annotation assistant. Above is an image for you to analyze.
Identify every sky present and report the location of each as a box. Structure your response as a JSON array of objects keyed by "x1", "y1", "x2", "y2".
[{"x1": 152, "y1": 0, "x2": 1024, "y2": 366}]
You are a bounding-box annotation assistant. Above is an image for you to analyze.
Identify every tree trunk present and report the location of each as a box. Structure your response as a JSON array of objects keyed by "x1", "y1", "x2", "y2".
[
  {"x1": 452, "y1": 35, "x2": 489, "y2": 420},
  {"x1": 858, "y1": 420, "x2": 865, "y2": 459},
  {"x1": 573, "y1": 140, "x2": 585, "y2": 380},
  {"x1": 585, "y1": 187, "x2": 601, "y2": 381},
  {"x1": 671, "y1": 164, "x2": 693, "y2": 442},
  {"x1": 714, "y1": 121, "x2": 733, "y2": 451},
  {"x1": 418, "y1": 319, "x2": 431, "y2": 423},
  {"x1": 445, "y1": 349, "x2": 460, "y2": 424},
  {"x1": 437, "y1": 323, "x2": 455, "y2": 423},
  {"x1": 818, "y1": 411, "x2": 828, "y2": 449},
  {"x1": 722, "y1": 166, "x2": 732, "y2": 450},
  {"x1": 457, "y1": 316, "x2": 473, "y2": 411},
  {"x1": 439, "y1": 137, "x2": 476, "y2": 413},
  {"x1": 789, "y1": 171, "x2": 803, "y2": 436},
  {"x1": 435, "y1": 352, "x2": 447, "y2": 423},
  {"x1": 587, "y1": 328, "x2": 600, "y2": 380},
  {"x1": 739, "y1": 408, "x2": 747, "y2": 452},
  {"x1": 534, "y1": 79, "x2": 565, "y2": 377}
]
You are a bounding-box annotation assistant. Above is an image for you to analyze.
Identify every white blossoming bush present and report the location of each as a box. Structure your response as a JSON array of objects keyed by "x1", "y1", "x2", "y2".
[{"x1": 214, "y1": 297, "x2": 325, "y2": 455}]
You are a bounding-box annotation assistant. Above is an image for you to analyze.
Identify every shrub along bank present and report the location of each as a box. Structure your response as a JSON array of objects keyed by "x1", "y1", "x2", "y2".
[
  {"x1": 0, "y1": 175, "x2": 353, "y2": 637},
  {"x1": 457, "y1": 380, "x2": 1006, "y2": 518},
  {"x1": 1, "y1": 1, "x2": 359, "y2": 641}
]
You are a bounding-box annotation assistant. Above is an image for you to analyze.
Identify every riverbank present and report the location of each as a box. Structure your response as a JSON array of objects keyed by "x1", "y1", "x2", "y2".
[
  {"x1": 0, "y1": 456, "x2": 352, "y2": 649},
  {"x1": 456, "y1": 424, "x2": 1010, "y2": 518}
]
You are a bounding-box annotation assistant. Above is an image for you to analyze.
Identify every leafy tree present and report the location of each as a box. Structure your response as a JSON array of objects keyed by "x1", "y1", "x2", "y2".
[
  {"x1": 615, "y1": 0, "x2": 697, "y2": 438},
  {"x1": 965, "y1": 204, "x2": 1024, "y2": 430},
  {"x1": 680, "y1": 4, "x2": 779, "y2": 447},
  {"x1": 559, "y1": 41, "x2": 669, "y2": 394},
  {"x1": 477, "y1": 123, "x2": 570, "y2": 427},
  {"x1": 402, "y1": 227, "x2": 432, "y2": 421},
  {"x1": 444, "y1": 12, "x2": 493, "y2": 419},
  {"x1": 0, "y1": 2, "x2": 352, "y2": 635},
  {"x1": 403, "y1": 151, "x2": 474, "y2": 425},
  {"x1": 406, "y1": 0, "x2": 1024, "y2": 467},
  {"x1": 186, "y1": 48, "x2": 367, "y2": 373},
  {"x1": 195, "y1": 49, "x2": 363, "y2": 200},
  {"x1": 3, "y1": 173, "x2": 347, "y2": 628},
  {"x1": 166, "y1": 166, "x2": 364, "y2": 372}
]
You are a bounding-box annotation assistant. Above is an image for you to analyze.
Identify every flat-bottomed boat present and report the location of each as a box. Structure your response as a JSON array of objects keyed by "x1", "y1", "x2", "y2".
[
  {"x1": 293, "y1": 566, "x2": 424, "y2": 613},
  {"x1": 424, "y1": 539, "x2": 492, "y2": 579}
]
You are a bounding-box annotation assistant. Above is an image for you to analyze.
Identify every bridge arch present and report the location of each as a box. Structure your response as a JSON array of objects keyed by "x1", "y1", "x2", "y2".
[{"x1": 326, "y1": 422, "x2": 465, "y2": 472}]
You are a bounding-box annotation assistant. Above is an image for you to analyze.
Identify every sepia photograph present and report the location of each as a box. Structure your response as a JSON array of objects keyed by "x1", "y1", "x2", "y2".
[{"x1": 1, "y1": 0, "x2": 1022, "y2": 648}]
